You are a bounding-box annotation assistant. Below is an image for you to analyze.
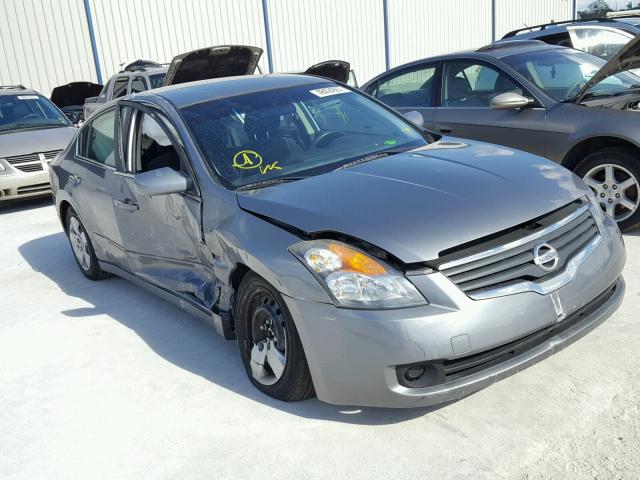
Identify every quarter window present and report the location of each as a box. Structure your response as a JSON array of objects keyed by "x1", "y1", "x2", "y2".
[
  {"x1": 442, "y1": 61, "x2": 524, "y2": 107},
  {"x1": 80, "y1": 110, "x2": 116, "y2": 166},
  {"x1": 374, "y1": 65, "x2": 437, "y2": 107}
]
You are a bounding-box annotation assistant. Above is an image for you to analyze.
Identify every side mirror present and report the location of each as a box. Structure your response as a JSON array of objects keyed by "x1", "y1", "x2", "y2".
[
  {"x1": 403, "y1": 110, "x2": 424, "y2": 127},
  {"x1": 134, "y1": 167, "x2": 191, "y2": 196},
  {"x1": 490, "y1": 92, "x2": 533, "y2": 110}
]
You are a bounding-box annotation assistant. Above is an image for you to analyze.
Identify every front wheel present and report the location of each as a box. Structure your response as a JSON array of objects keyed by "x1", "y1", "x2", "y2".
[
  {"x1": 235, "y1": 272, "x2": 314, "y2": 401},
  {"x1": 575, "y1": 147, "x2": 640, "y2": 231}
]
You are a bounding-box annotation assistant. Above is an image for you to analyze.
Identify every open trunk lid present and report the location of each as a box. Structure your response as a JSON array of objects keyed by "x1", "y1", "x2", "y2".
[
  {"x1": 50, "y1": 82, "x2": 103, "y2": 109},
  {"x1": 163, "y1": 45, "x2": 263, "y2": 86},
  {"x1": 304, "y1": 60, "x2": 352, "y2": 84}
]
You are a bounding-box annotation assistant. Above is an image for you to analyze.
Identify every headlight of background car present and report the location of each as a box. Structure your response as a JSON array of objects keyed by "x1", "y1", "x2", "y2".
[{"x1": 290, "y1": 240, "x2": 427, "y2": 309}]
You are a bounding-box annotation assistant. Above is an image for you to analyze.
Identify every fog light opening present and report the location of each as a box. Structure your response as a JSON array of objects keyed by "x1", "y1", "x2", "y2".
[{"x1": 404, "y1": 365, "x2": 426, "y2": 382}]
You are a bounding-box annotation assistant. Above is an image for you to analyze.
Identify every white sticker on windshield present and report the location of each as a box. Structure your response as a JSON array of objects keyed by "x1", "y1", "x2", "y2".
[
  {"x1": 17, "y1": 95, "x2": 39, "y2": 100},
  {"x1": 309, "y1": 86, "x2": 349, "y2": 97}
]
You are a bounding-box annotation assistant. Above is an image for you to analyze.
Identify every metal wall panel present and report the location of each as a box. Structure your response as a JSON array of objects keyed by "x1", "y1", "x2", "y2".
[
  {"x1": 387, "y1": 0, "x2": 493, "y2": 70},
  {"x1": 267, "y1": 0, "x2": 386, "y2": 84},
  {"x1": 0, "y1": 0, "x2": 97, "y2": 96},
  {"x1": 495, "y1": 0, "x2": 574, "y2": 39},
  {"x1": 88, "y1": 0, "x2": 269, "y2": 81}
]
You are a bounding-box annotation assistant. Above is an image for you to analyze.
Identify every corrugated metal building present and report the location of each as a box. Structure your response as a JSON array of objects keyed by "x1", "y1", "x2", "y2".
[{"x1": 0, "y1": 0, "x2": 575, "y2": 96}]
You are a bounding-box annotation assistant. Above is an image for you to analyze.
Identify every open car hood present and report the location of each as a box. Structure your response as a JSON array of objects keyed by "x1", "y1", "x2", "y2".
[
  {"x1": 575, "y1": 34, "x2": 640, "y2": 102},
  {"x1": 162, "y1": 45, "x2": 263, "y2": 86},
  {"x1": 50, "y1": 82, "x2": 102, "y2": 108},
  {"x1": 304, "y1": 60, "x2": 351, "y2": 84}
]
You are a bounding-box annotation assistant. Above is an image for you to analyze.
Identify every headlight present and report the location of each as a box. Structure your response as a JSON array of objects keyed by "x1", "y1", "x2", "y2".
[{"x1": 289, "y1": 240, "x2": 427, "y2": 309}]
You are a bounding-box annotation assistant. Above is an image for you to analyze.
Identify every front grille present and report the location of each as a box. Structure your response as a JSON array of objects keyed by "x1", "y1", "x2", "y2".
[
  {"x1": 4, "y1": 150, "x2": 61, "y2": 173},
  {"x1": 438, "y1": 201, "x2": 600, "y2": 297}
]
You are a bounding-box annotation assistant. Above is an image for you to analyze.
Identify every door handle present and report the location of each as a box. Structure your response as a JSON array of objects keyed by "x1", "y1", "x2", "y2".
[
  {"x1": 114, "y1": 199, "x2": 139, "y2": 212},
  {"x1": 69, "y1": 174, "x2": 81, "y2": 185},
  {"x1": 437, "y1": 125, "x2": 453, "y2": 134}
]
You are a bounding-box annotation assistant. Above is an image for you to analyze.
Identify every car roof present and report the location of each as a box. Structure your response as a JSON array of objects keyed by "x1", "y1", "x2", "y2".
[
  {"x1": 501, "y1": 19, "x2": 640, "y2": 40},
  {"x1": 113, "y1": 67, "x2": 168, "y2": 77},
  {"x1": 0, "y1": 86, "x2": 40, "y2": 96},
  {"x1": 142, "y1": 74, "x2": 334, "y2": 107}
]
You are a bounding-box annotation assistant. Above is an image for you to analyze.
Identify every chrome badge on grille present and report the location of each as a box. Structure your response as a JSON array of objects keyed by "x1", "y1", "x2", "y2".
[{"x1": 533, "y1": 242, "x2": 559, "y2": 272}]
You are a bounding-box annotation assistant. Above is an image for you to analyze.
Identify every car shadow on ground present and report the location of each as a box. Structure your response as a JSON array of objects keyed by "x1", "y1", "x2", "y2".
[
  {"x1": 0, "y1": 196, "x2": 53, "y2": 214},
  {"x1": 19, "y1": 232, "x2": 451, "y2": 425}
]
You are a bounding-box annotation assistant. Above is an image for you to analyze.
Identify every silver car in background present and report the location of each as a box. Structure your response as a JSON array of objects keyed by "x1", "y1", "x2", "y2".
[
  {"x1": 51, "y1": 75, "x2": 625, "y2": 407},
  {"x1": 0, "y1": 86, "x2": 76, "y2": 201}
]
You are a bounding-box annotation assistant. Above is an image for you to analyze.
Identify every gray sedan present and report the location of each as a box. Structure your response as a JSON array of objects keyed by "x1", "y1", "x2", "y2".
[
  {"x1": 50, "y1": 74, "x2": 625, "y2": 407},
  {"x1": 363, "y1": 36, "x2": 640, "y2": 231}
]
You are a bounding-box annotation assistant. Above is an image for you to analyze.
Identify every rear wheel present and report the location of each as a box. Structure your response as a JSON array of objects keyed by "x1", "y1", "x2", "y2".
[
  {"x1": 574, "y1": 147, "x2": 640, "y2": 231},
  {"x1": 65, "y1": 208, "x2": 108, "y2": 280},
  {"x1": 235, "y1": 272, "x2": 314, "y2": 401}
]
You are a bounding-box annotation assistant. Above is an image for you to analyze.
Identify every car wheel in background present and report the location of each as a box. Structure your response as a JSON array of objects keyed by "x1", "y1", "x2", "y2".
[
  {"x1": 65, "y1": 207, "x2": 109, "y2": 280},
  {"x1": 575, "y1": 147, "x2": 640, "y2": 231},
  {"x1": 235, "y1": 272, "x2": 315, "y2": 402}
]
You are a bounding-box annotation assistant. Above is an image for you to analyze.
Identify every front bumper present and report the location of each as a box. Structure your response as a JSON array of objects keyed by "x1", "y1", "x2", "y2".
[
  {"x1": 284, "y1": 212, "x2": 626, "y2": 408},
  {"x1": 0, "y1": 168, "x2": 51, "y2": 200}
]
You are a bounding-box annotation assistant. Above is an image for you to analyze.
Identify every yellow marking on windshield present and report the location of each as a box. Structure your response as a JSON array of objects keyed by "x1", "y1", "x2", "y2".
[{"x1": 232, "y1": 150, "x2": 283, "y2": 175}]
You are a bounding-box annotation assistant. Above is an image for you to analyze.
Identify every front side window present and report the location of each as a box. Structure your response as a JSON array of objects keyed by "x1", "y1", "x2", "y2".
[
  {"x1": 568, "y1": 26, "x2": 633, "y2": 60},
  {"x1": 0, "y1": 94, "x2": 70, "y2": 132},
  {"x1": 80, "y1": 110, "x2": 116, "y2": 166},
  {"x1": 442, "y1": 61, "x2": 524, "y2": 107},
  {"x1": 180, "y1": 83, "x2": 429, "y2": 189},
  {"x1": 503, "y1": 49, "x2": 640, "y2": 101},
  {"x1": 134, "y1": 113, "x2": 181, "y2": 173},
  {"x1": 374, "y1": 65, "x2": 437, "y2": 107},
  {"x1": 112, "y1": 77, "x2": 129, "y2": 99}
]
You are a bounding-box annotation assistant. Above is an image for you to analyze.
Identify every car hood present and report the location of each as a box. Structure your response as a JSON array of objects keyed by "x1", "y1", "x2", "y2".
[
  {"x1": 163, "y1": 45, "x2": 263, "y2": 86},
  {"x1": 237, "y1": 139, "x2": 590, "y2": 264},
  {"x1": 304, "y1": 60, "x2": 351, "y2": 83},
  {"x1": 50, "y1": 82, "x2": 103, "y2": 108},
  {"x1": 0, "y1": 126, "x2": 76, "y2": 157},
  {"x1": 576, "y1": 33, "x2": 640, "y2": 102}
]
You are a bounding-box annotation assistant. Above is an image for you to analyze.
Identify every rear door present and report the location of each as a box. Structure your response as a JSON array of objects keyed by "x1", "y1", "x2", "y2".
[
  {"x1": 434, "y1": 59, "x2": 547, "y2": 156},
  {"x1": 67, "y1": 107, "x2": 124, "y2": 264},
  {"x1": 110, "y1": 104, "x2": 216, "y2": 308},
  {"x1": 366, "y1": 62, "x2": 439, "y2": 131}
]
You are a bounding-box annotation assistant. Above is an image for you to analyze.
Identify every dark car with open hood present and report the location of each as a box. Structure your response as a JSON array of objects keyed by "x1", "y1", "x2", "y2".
[
  {"x1": 50, "y1": 74, "x2": 625, "y2": 407},
  {"x1": 364, "y1": 36, "x2": 640, "y2": 231}
]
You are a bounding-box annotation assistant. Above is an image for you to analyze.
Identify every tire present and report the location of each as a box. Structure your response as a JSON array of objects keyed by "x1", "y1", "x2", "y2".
[
  {"x1": 65, "y1": 207, "x2": 109, "y2": 281},
  {"x1": 235, "y1": 272, "x2": 314, "y2": 402},
  {"x1": 574, "y1": 146, "x2": 640, "y2": 232}
]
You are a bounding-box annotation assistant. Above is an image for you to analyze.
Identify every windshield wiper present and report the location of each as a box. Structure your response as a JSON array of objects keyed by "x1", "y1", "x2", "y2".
[
  {"x1": 335, "y1": 149, "x2": 406, "y2": 171},
  {"x1": 235, "y1": 176, "x2": 307, "y2": 191}
]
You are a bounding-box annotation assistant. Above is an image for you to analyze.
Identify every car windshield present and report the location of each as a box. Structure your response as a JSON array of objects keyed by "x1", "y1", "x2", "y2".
[
  {"x1": 180, "y1": 82, "x2": 429, "y2": 188},
  {"x1": 0, "y1": 94, "x2": 69, "y2": 132},
  {"x1": 503, "y1": 49, "x2": 640, "y2": 101},
  {"x1": 149, "y1": 73, "x2": 166, "y2": 89}
]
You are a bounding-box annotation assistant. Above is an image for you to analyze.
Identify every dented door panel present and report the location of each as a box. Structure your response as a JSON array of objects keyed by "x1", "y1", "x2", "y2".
[{"x1": 112, "y1": 174, "x2": 217, "y2": 308}]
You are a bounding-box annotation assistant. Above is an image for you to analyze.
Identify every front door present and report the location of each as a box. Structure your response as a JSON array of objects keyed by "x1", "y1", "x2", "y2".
[
  {"x1": 434, "y1": 59, "x2": 547, "y2": 157},
  {"x1": 110, "y1": 105, "x2": 216, "y2": 308}
]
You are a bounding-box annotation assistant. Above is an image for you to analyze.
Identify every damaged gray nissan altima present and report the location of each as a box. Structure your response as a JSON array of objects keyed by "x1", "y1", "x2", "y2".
[{"x1": 50, "y1": 74, "x2": 626, "y2": 408}]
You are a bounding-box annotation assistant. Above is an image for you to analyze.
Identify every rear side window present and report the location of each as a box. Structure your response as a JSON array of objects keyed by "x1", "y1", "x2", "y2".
[
  {"x1": 148, "y1": 73, "x2": 166, "y2": 89},
  {"x1": 373, "y1": 65, "x2": 437, "y2": 107},
  {"x1": 112, "y1": 77, "x2": 129, "y2": 99},
  {"x1": 79, "y1": 110, "x2": 116, "y2": 167}
]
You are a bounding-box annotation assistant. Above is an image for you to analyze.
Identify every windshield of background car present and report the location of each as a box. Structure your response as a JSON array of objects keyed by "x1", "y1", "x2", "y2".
[
  {"x1": 180, "y1": 83, "x2": 428, "y2": 188},
  {"x1": 0, "y1": 94, "x2": 70, "y2": 132},
  {"x1": 503, "y1": 49, "x2": 640, "y2": 101},
  {"x1": 149, "y1": 73, "x2": 166, "y2": 89}
]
